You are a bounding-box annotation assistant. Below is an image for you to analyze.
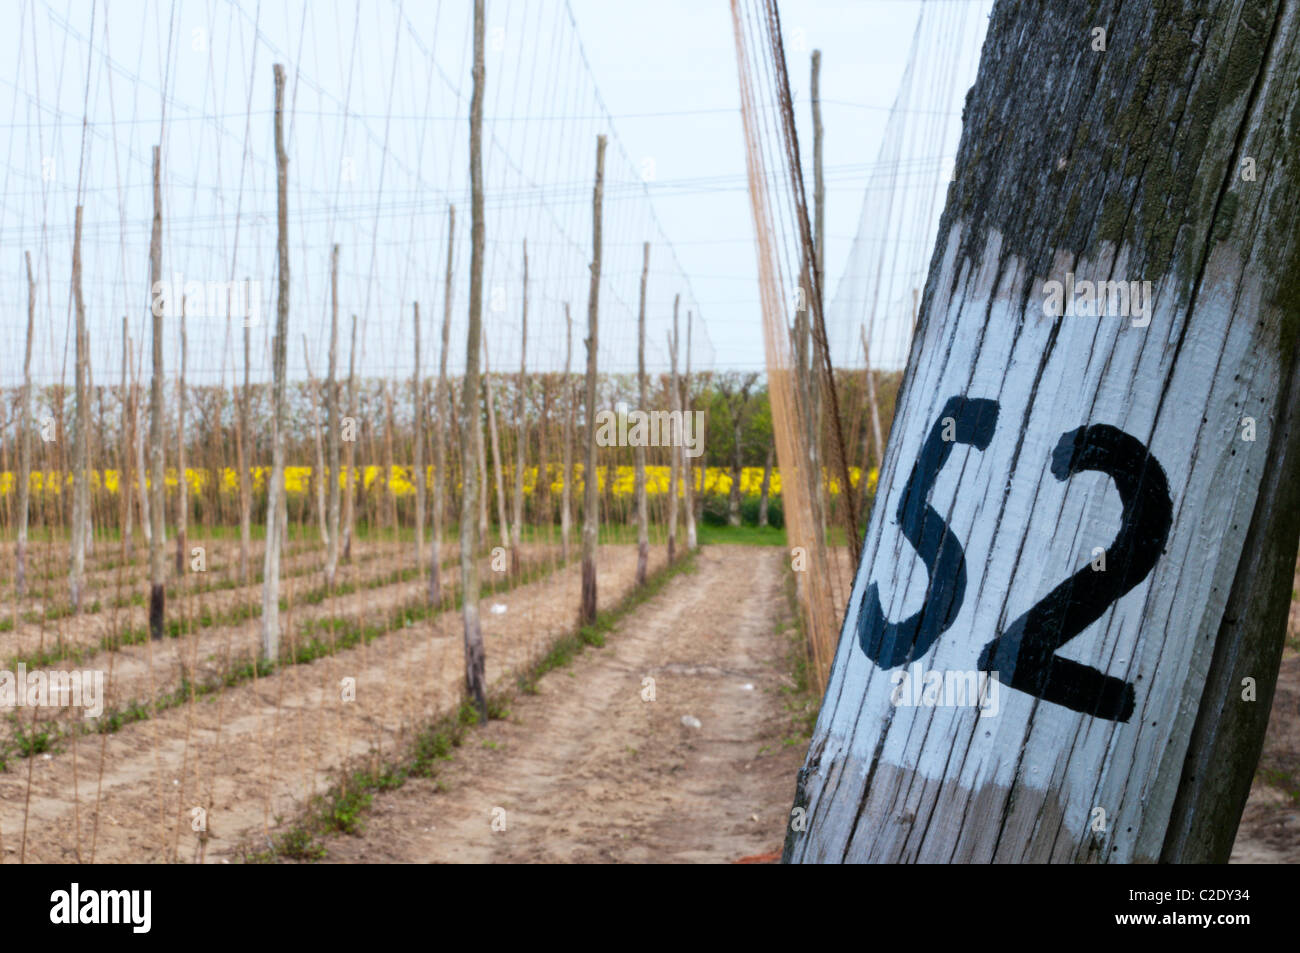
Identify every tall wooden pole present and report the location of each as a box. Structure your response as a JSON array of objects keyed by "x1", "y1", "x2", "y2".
[
  {"x1": 430, "y1": 207, "x2": 454, "y2": 604},
  {"x1": 261, "y1": 63, "x2": 290, "y2": 661},
  {"x1": 579, "y1": 135, "x2": 607, "y2": 626},
  {"x1": 303, "y1": 336, "x2": 329, "y2": 544},
  {"x1": 237, "y1": 298, "x2": 252, "y2": 585},
  {"x1": 682, "y1": 309, "x2": 697, "y2": 550},
  {"x1": 175, "y1": 298, "x2": 188, "y2": 575},
  {"x1": 666, "y1": 296, "x2": 680, "y2": 564},
  {"x1": 511, "y1": 240, "x2": 528, "y2": 575},
  {"x1": 342, "y1": 314, "x2": 358, "y2": 562},
  {"x1": 147, "y1": 147, "x2": 167, "y2": 641},
  {"x1": 560, "y1": 302, "x2": 574, "y2": 561},
  {"x1": 459, "y1": 0, "x2": 488, "y2": 721},
  {"x1": 413, "y1": 302, "x2": 426, "y2": 571},
  {"x1": 484, "y1": 339, "x2": 510, "y2": 553},
  {"x1": 786, "y1": 0, "x2": 1300, "y2": 864},
  {"x1": 69, "y1": 207, "x2": 88, "y2": 611},
  {"x1": 634, "y1": 242, "x2": 650, "y2": 585},
  {"x1": 325, "y1": 247, "x2": 342, "y2": 587},
  {"x1": 118, "y1": 315, "x2": 132, "y2": 558},
  {"x1": 15, "y1": 252, "x2": 35, "y2": 597}
]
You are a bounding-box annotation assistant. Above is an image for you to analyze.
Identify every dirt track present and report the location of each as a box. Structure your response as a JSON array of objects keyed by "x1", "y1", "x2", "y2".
[{"x1": 320, "y1": 544, "x2": 804, "y2": 864}]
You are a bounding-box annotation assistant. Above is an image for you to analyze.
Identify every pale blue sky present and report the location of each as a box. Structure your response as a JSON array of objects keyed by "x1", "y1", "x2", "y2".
[{"x1": 0, "y1": 0, "x2": 989, "y2": 388}]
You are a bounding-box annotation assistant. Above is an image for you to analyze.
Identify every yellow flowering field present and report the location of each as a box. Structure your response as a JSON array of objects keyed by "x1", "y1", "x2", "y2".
[{"x1": 0, "y1": 464, "x2": 878, "y2": 500}]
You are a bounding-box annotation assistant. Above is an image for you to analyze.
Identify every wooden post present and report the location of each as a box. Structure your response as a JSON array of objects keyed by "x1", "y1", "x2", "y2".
[
  {"x1": 342, "y1": 314, "x2": 358, "y2": 562},
  {"x1": 303, "y1": 336, "x2": 329, "y2": 545},
  {"x1": 69, "y1": 208, "x2": 89, "y2": 611},
  {"x1": 560, "y1": 302, "x2": 574, "y2": 561},
  {"x1": 70, "y1": 209, "x2": 89, "y2": 607},
  {"x1": 413, "y1": 302, "x2": 426, "y2": 571},
  {"x1": 134, "y1": 333, "x2": 150, "y2": 548},
  {"x1": 15, "y1": 254, "x2": 33, "y2": 597},
  {"x1": 809, "y1": 48, "x2": 828, "y2": 539},
  {"x1": 666, "y1": 296, "x2": 680, "y2": 563},
  {"x1": 786, "y1": 0, "x2": 1300, "y2": 863},
  {"x1": 175, "y1": 297, "x2": 188, "y2": 576},
  {"x1": 118, "y1": 315, "x2": 132, "y2": 559},
  {"x1": 430, "y1": 208, "x2": 454, "y2": 604},
  {"x1": 859, "y1": 325, "x2": 884, "y2": 513},
  {"x1": 634, "y1": 242, "x2": 650, "y2": 586},
  {"x1": 483, "y1": 338, "x2": 510, "y2": 553},
  {"x1": 459, "y1": 0, "x2": 488, "y2": 722},
  {"x1": 261, "y1": 63, "x2": 290, "y2": 661},
  {"x1": 325, "y1": 248, "x2": 342, "y2": 587},
  {"x1": 579, "y1": 135, "x2": 607, "y2": 627},
  {"x1": 682, "y1": 310, "x2": 698, "y2": 550},
  {"x1": 147, "y1": 147, "x2": 167, "y2": 641},
  {"x1": 511, "y1": 240, "x2": 528, "y2": 575},
  {"x1": 237, "y1": 298, "x2": 252, "y2": 584},
  {"x1": 758, "y1": 443, "x2": 773, "y2": 528}
]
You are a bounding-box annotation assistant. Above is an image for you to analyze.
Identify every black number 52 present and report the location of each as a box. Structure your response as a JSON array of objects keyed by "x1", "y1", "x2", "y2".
[{"x1": 856, "y1": 395, "x2": 1172, "y2": 723}]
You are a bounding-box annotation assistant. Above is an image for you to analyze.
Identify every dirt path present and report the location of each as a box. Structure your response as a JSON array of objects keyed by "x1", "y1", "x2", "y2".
[{"x1": 320, "y1": 544, "x2": 804, "y2": 864}]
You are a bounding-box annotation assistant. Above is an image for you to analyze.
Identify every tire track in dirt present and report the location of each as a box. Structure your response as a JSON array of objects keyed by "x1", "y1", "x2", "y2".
[{"x1": 320, "y1": 545, "x2": 804, "y2": 864}]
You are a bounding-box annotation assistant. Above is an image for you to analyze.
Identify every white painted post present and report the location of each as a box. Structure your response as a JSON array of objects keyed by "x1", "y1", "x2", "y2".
[{"x1": 786, "y1": 0, "x2": 1300, "y2": 863}]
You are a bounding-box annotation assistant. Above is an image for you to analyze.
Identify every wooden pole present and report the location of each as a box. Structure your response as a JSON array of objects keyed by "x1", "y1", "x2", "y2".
[
  {"x1": 666, "y1": 296, "x2": 680, "y2": 563},
  {"x1": 484, "y1": 338, "x2": 510, "y2": 553},
  {"x1": 237, "y1": 297, "x2": 252, "y2": 584},
  {"x1": 342, "y1": 314, "x2": 358, "y2": 562},
  {"x1": 786, "y1": 0, "x2": 1300, "y2": 864},
  {"x1": 147, "y1": 147, "x2": 167, "y2": 641},
  {"x1": 634, "y1": 242, "x2": 650, "y2": 585},
  {"x1": 413, "y1": 302, "x2": 426, "y2": 571},
  {"x1": 579, "y1": 135, "x2": 607, "y2": 626},
  {"x1": 511, "y1": 240, "x2": 528, "y2": 575},
  {"x1": 459, "y1": 0, "x2": 488, "y2": 721},
  {"x1": 118, "y1": 315, "x2": 132, "y2": 558},
  {"x1": 261, "y1": 63, "x2": 290, "y2": 661},
  {"x1": 560, "y1": 302, "x2": 574, "y2": 561},
  {"x1": 303, "y1": 336, "x2": 329, "y2": 545},
  {"x1": 69, "y1": 207, "x2": 88, "y2": 611},
  {"x1": 15, "y1": 253, "x2": 33, "y2": 597},
  {"x1": 325, "y1": 248, "x2": 342, "y2": 587},
  {"x1": 682, "y1": 310, "x2": 698, "y2": 550},
  {"x1": 430, "y1": 207, "x2": 454, "y2": 604},
  {"x1": 175, "y1": 297, "x2": 188, "y2": 576}
]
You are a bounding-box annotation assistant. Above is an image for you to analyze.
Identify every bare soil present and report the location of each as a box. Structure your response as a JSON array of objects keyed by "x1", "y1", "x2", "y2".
[{"x1": 318, "y1": 544, "x2": 805, "y2": 864}]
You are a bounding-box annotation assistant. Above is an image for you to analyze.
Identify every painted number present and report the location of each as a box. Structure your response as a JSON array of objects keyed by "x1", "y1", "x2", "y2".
[{"x1": 858, "y1": 397, "x2": 1172, "y2": 722}]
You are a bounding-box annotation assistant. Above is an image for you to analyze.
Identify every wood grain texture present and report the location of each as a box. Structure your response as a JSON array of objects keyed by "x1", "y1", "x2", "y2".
[{"x1": 786, "y1": 0, "x2": 1300, "y2": 863}]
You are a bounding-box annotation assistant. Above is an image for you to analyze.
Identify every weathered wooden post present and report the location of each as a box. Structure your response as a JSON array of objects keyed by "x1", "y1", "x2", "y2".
[
  {"x1": 666, "y1": 295, "x2": 680, "y2": 563},
  {"x1": 785, "y1": 0, "x2": 1300, "y2": 863},
  {"x1": 430, "y1": 209, "x2": 454, "y2": 604},
  {"x1": 580, "y1": 135, "x2": 607, "y2": 626},
  {"x1": 15, "y1": 252, "x2": 35, "y2": 597},
  {"x1": 147, "y1": 146, "x2": 167, "y2": 641},
  {"x1": 459, "y1": 0, "x2": 489, "y2": 722},
  {"x1": 69, "y1": 206, "x2": 88, "y2": 612},
  {"x1": 412, "y1": 302, "x2": 425, "y2": 571},
  {"x1": 561, "y1": 303, "x2": 575, "y2": 561},
  {"x1": 261, "y1": 63, "x2": 290, "y2": 662},
  {"x1": 325, "y1": 248, "x2": 342, "y2": 588},
  {"x1": 342, "y1": 314, "x2": 358, "y2": 562},
  {"x1": 175, "y1": 298, "x2": 188, "y2": 575},
  {"x1": 511, "y1": 240, "x2": 528, "y2": 576},
  {"x1": 634, "y1": 242, "x2": 650, "y2": 585}
]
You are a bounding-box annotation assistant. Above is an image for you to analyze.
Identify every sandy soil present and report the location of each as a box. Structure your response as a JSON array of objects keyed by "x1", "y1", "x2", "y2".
[
  {"x1": 318, "y1": 544, "x2": 804, "y2": 864},
  {"x1": 0, "y1": 544, "x2": 648, "y2": 863}
]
